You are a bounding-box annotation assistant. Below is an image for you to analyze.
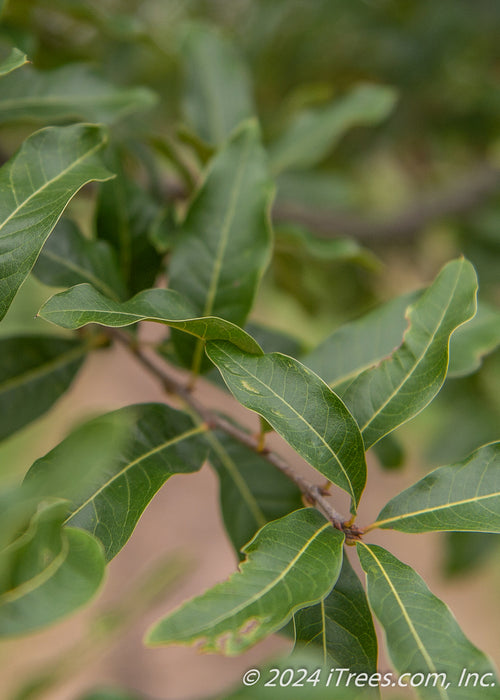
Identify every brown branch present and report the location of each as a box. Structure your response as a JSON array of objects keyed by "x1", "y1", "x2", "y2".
[
  {"x1": 106, "y1": 328, "x2": 358, "y2": 535},
  {"x1": 273, "y1": 163, "x2": 500, "y2": 242}
]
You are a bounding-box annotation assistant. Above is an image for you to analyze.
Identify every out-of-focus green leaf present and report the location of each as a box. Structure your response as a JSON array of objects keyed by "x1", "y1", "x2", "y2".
[
  {"x1": 294, "y1": 555, "x2": 378, "y2": 673},
  {"x1": 0, "y1": 47, "x2": 28, "y2": 75},
  {"x1": 76, "y1": 690, "x2": 141, "y2": 700},
  {"x1": 372, "y1": 434, "x2": 405, "y2": 470},
  {"x1": 205, "y1": 342, "x2": 366, "y2": 512},
  {"x1": 38, "y1": 283, "x2": 263, "y2": 356},
  {"x1": 25, "y1": 404, "x2": 208, "y2": 560},
  {"x1": 276, "y1": 225, "x2": 379, "y2": 267},
  {"x1": 0, "y1": 335, "x2": 87, "y2": 442},
  {"x1": 33, "y1": 218, "x2": 126, "y2": 301},
  {"x1": 208, "y1": 430, "x2": 303, "y2": 555},
  {"x1": 0, "y1": 124, "x2": 112, "y2": 321},
  {"x1": 179, "y1": 21, "x2": 255, "y2": 145},
  {"x1": 343, "y1": 259, "x2": 478, "y2": 448},
  {"x1": 443, "y1": 531, "x2": 500, "y2": 578},
  {"x1": 373, "y1": 442, "x2": 500, "y2": 533},
  {"x1": 448, "y1": 302, "x2": 500, "y2": 377},
  {"x1": 303, "y1": 292, "x2": 418, "y2": 388},
  {"x1": 358, "y1": 544, "x2": 500, "y2": 699},
  {"x1": 0, "y1": 63, "x2": 156, "y2": 125},
  {"x1": 245, "y1": 321, "x2": 304, "y2": 357},
  {"x1": 269, "y1": 83, "x2": 397, "y2": 174},
  {"x1": 168, "y1": 120, "x2": 273, "y2": 371},
  {"x1": 146, "y1": 509, "x2": 344, "y2": 654}
]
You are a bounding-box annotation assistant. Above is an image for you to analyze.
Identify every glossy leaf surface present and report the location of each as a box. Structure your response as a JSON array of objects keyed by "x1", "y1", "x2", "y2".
[
  {"x1": 358, "y1": 544, "x2": 500, "y2": 699},
  {"x1": 39, "y1": 283, "x2": 262, "y2": 355},
  {"x1": 206, "y1": 341, "x2": 366, "y2": 511},
  {"x1": 342, "y1": 259, "x2": 478, "y2": 448},
  {"x1": 146, "y1": 509, "x2": 344, "y2": 654},
  {"x1": 0, "y1": 335, "x2": 87, "y2": 441},
  {"x1": 0, "y1": 124, "x2": 112, "y2": 321},
  {"x1": 374, "y1": 442, "x2": 500, "y2": 533},
  {"x1": 26, "y1": 404, "x2": 208, "y2": 560}
]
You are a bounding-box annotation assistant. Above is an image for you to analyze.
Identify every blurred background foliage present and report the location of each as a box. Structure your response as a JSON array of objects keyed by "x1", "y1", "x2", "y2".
[{"x1": 1, "y1": 0, "x2": 499, "y2": 582}]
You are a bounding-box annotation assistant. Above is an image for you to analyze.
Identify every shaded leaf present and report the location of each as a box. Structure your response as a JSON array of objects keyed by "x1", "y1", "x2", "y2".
[
  {"x1": 448, "y1": 302, "x2": 500, "y2": 377},
  {"x1": 269, "y1": 83, "x2": 397, "y2": 174},
  {"x1": 146, "y1": 508, "x2": 344, "y2": 654},
  {"x1": 179, "y1": 21, "x2": 255, "y2": 146},
  {"x1": 342, "y1": 259, "x2": 478, "y2": 448},
  {"x1": 206, "y1": 341, "x2": 366, "y2": 512},
  {"x1": 33, "y1": 218, "x2": 126, "y2": 301},
  {"x1": 276, "y1": 224, "x2": 378, "y2": 268},
  {"x1": 294, "y1": 555, "x2": 378, "y2": 674},
  {"x1": 373, "y1": 442, "x2": 500, "y2": 533},
  {"x1": 0, "y1": 47, "x2": 28, "y2": 75},
  {"x1": 25, "y1": 404, "x2": 208, "y2": 560},
  {"x1": 168, "y1": 120, "x2": 273, "y2": 371},
  {"x1": 77, "y1": 691, "x2": 141, "y2": 700},
  {"x1": 0, "y1": 335, "x2": 88, "y2": 442},
  {"x1": 443, "y1": 531, "x2": 500, "y2": 578},
  {"x1": 208, "y1": 430, "x2": 303, "y2": 555},
  {"x1": 372, "y1": 434, "x2": 405, "y2": 471},
  {"x1": 38, "y1": 283, "x2": 263, "y2": 356},
  {"x1": 358, "y1": 544, "x2": 500, "y2": 699},
  {"x1": 0, "y1": 63, "x2": 156, "y2": 125},
  {"x1": 0, "y1": 123, "x2": 112, "y2": 321}
]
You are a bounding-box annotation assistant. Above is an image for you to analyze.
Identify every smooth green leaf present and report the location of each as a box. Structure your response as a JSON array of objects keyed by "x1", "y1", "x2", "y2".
[
  {"x1": 342, "y1": 259, "x2": 478, "y2": 448},
  {"x1": 179, "y1": 21, "x2": 255, "y2": 145},
  {"x1": 269, "y1": 83, "x2": 397, "y2": 174},
  {"x1": 448, "y1": 302, "x2": 500, "y2": 377},
  {"x1": 168, "y1": 120, "x2": 274, "y2": 371},
  {"x1": 25, "y1": 403, "x2": 208, "y2": 560},
  {"x1": 0, "y1": 63, "x2": 156, "y2": 125},
  {"x1": 294, "y1": 555, "x2": 378, "y2": 674},
  {"x1": 0, "y1": 47, "x2": 28, "y2": 75},
  {"x1": 276, "y1": 225, "x2": 378, "y2": 268},
  {"x1": 0, "y1": 123, "x2": 112, "y2": 321},
  {"x1": 358, "y1": 544, "x2": 500, "y2": 699},
  {"x1": 373, "y1": 442, "x2": 500, "y2": 533},
  {"x1": 443, "y1": 532, "x2": 500, "y2": 578},
  {"x1": 304, "y1": 291, "x2": 418, "y2": 388},
  {"x1": 38, "y1": 283, "x2": 263, "y2": 356},
  {"x1": 0, "y1": 335, "x2": 88, "y2": 442},
  {"x1": 208, "y1": 430, "x2": 303, "y2": 555},
  {"x1": 372, "y1": 434, "x2": 405, "y2": 471},
  {"x1": 206, "y1": 341, "x2": 367, "y2": 512},
  {"x1": 146, "y1": 508, "x2": 344, "y2": 654},
  {"x1": 77, "y1": 691, "x2": 141, "y2": 700}
]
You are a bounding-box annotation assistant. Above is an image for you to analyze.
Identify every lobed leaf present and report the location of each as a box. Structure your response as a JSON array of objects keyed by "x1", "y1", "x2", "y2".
[
  {"x1": 146, "y1": 508, "x2": 344, "y2": 654},
  {"x1": 206, "y1": 341, "x2": 367, "y2": 512},
  {"x1": 168, "y1": 120, "x2": 274, "y2": 371},
  {"x1": 342, "y1": 258, "x2": 478, "y2": 448},
  {"x1": 373, "y1": 442, "x2": 500, "y2": 533},
  {"x1": 0, "y1": 63, "x2": 156, "y2": 125},
  {"x1": 0, "y1": 335, "x2": 87, "y2": 442},
  {"x1": 25, "y1": 404, "x2": 208, "y2": 560},
  {"x1": 358, "y1": 544, "x2": 500, "y2": 699},
  {"x1": 269, "y1": 83, "x2": 397, "y2": 174},
  {"x1": 293, "y1": 555, "x2": 378, "y2": 674},
  {"x1": 38, "y1": 283, "x2": 262, "y2": 356},
  {"x1": 0, "y1": 123, "x2": 112, "y2": 321},
  {"x1": 0, "y1": 47, "x2": 28, "y2": 76}
]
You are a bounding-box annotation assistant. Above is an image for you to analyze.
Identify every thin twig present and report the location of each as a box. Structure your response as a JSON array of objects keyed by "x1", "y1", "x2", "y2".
[{"x1": 105, "y1": 328, "x2": 360, "y2": 536}]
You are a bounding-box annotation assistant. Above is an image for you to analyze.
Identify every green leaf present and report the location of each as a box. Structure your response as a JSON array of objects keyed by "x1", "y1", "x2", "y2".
[
  {"x1": 0, "y1": 123, "x2": 112, "y2": 321},
  {"x1": 269, "y1": 83, "x2": 397, "y2": 174},
  {"x1": 358, "y1": 543, "x2": 500, "y2": 699},
  {"x1": 168, "y1": 120, "x2": 274, "y2": 371},
  {"x1": 0, "y1": 502, "x2": 105, "y2": 638},
  {"x1": 33, "y1": 218, "x2": 126, "y2": 301},
  {"x1": 205, "y1": 341, "x2": 367, "y2": 512},
  {"x1": 208, "y1": 430, "x2": 303, "y2": 555},
  {"x1": 146, "y1": 508, "x2": 344, "y2": 654},
  {"x1": 371, "y1": 434, "x2": 405, "y2": 471},
  {"x1": 0, "y1": 63, "x2": 156, "y2": 125},
  {"x1": 448, "y1": 302, "x2": 500, "y2": 377},
  {"x1": 0, "y1": 335, "x2": 88, "y2": 442},
  {"x1": 0, "y1": 47, "x2": 28, "y2": 76},
  {"x1": 443, "y1": 532, "x2": 500, "y2": 578},
  {"x1": 38, "y1": 283, "x2": 263, "y2": 356},
  {"x1": 25, "y1": 404, "x2": 208, "y2": 560},
  {"x1": 293, "y1": 555, "x2": 378, "y2": 673},
  {"x1": 372, "y1": 442, "x2": 500, "y2": 533},
  {"x1": 304, "y1": 291, "x2": 418, "y2": 388},
  {"x1": 179, "y1": 21, "x2": 255, "y2": 146},
  {"x1": 76, "y1": 690, "x2": 141, "y2": 700},
  {"x1": 342, "y1": 258, "x2": 478, "y2": 449}
]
